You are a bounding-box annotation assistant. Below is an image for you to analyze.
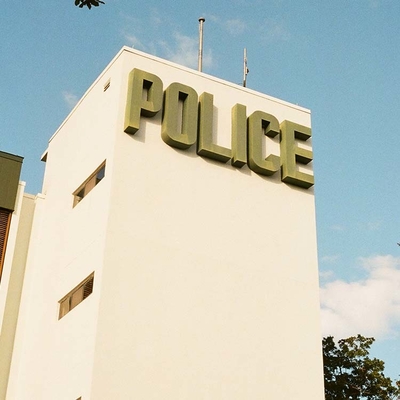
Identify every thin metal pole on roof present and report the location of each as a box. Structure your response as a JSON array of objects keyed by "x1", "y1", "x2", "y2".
[
  {"x1": 243, "y1": 48, "x2": 249, "y2": 87},
  {"x1": 198, "y1": 17, "x2": 205, "y2": 72}
]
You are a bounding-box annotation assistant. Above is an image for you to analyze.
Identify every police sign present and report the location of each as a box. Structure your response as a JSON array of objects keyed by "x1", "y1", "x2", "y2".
[{"x1": 124, "y1": 68, "x2": 314, "y2": 189}]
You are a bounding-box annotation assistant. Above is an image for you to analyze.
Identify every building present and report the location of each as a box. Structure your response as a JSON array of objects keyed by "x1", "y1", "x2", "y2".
[
  {"x1": 0, "y1": 151, "x2": 35, "y2": 399},
  {"x1": 0, "y1": 47, "x2": 324, "y2": 399}
]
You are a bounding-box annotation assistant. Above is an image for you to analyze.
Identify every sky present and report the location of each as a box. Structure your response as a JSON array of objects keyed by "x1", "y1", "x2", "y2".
[{"x1": 1, "y1": 0, "x2": 399, "y2": 382}]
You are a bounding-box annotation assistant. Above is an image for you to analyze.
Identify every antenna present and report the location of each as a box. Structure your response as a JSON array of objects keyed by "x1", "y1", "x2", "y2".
[
  {"x1": 198, "y1": 17, "x2": 205, "y2": 72},
  {"x1": 243, "y1": 48, "x2": 249, "y2": 87}
]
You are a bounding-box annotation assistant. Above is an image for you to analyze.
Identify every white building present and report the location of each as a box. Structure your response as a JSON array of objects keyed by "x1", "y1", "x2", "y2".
[{"x1": 0, "y1": 47, "x2": 324, "y2": 399}]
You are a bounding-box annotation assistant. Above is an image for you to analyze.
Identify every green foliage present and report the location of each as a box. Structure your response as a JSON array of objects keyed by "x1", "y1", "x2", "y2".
[
  {"x1": 323, "y1": 335, "x2": 400, "y2": 399},
  {"x1": 74, "y1": 0, "x2": 105, "y2": 9}
]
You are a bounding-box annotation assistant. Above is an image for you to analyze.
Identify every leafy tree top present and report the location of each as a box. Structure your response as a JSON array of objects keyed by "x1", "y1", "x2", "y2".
[
  {"x1": 323, "y1": 335, "x2": 400, "y2": 400},
  {"x1": 75, "y1": 0, "x2": 105, "y2": 9}
]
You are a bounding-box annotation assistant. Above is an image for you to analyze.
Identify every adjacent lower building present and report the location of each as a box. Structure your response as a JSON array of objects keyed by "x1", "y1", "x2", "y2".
[{"x1": 0, "y1": 47, "x2": 324, "y2": 399}]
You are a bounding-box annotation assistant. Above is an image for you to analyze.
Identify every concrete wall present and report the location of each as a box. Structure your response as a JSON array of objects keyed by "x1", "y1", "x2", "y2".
[
  {"x1": 6, "y1": 48, "x2": 324, "y2": 399},
  {"x1": 5, "y1": 51, "x2": 125, "y2": 400},
  {"x1": 91, "y1": 49, "x2": 324, "y2": 399},
  {"x1": 0, "y1": 185, "x2": 35, "y2": 400}
]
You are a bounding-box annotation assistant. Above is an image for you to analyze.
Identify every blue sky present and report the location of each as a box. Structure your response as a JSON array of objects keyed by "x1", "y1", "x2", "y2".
[{"x1": 1, "y1": 0, "x2": 399, "y2": 381}]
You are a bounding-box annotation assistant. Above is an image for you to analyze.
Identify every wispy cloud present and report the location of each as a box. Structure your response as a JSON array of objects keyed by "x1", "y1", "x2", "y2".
[
  {"x1": 320, "y1": 269, "x2": 335, "y2": 280},
  {"x1": 224, "y1": 19, "x2": 247, "y2": 35},
  {"x1": 263, "y1": 18, "x2": 291, "y2": 42},
  {"x1": 150, "y1": 7, "x2": 163, "y2": 26},
  {"x1": 365, "y1": 220, "x2": 382, "y2": 231},
  {"x1": 320, "y1": 254, "x2": 340, "y2": 264},
  {"x1": 62, "y1": 91, "x2": 79, "y2": 109},
  {"x1": 320, "y1": 255, "x2": 400, "y2": 339},
  {"x1": 122, "y1": 31, "x2": 212, "y2": 70},
  {"x1": 118, "y1": 11, "x2": 140, "y2": 24},
  {"x1": 124, "y1": 34, "x2": 144, "y2": 50},
  {"x1": 206, "y1": 15, "x2": 247, "y2": 36},
  {"x1": 120, "y1": 8, "x2": 161, "y2": 53},
  {"x1": 162, "y1": 32, "x2": 213, "y2": 70},
  {"x1": 330, "y1": 224, "x2": 345, "y2": 231}
]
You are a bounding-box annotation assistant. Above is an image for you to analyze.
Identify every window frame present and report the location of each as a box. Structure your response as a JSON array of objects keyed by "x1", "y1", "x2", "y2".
[
  {"x1": 73, "y1": 161, "x2": 106, "y2": 207},
  {"x1": 58, "y1": 273, "x2": 94, "y2": 319}
]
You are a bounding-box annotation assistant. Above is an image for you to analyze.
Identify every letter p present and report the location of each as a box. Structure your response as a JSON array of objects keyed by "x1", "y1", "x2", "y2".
[{"x1": 124, "y1": 68, "x2": 163, "y2": 135}]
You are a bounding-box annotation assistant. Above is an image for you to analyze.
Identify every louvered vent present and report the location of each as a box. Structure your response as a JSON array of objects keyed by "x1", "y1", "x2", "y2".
[
  {"x1": 58, "y1": 273, "x2": 94, "y2": 319},
  {"x1": 83, "y1": 276, "x2": 94, "y2": 300},
  {"x1": 103, "y1": 79, "x2": 111, "y2": 92},
  {"x1": 0, "y1": 208, "x2": 12, "y2": 282}
]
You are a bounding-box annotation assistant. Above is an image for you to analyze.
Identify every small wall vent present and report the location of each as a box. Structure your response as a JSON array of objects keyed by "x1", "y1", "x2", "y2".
[
  {"x1": 58, "y1": 273, "x2": 95, "y2": 319},
  {"x1": 103, "y1": 79, "x2": 111, "y2": 92}
]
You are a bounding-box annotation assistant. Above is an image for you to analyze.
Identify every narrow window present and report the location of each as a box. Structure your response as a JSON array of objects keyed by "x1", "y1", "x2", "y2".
[
  {"x1": 59, "y1": 273, "x2": 94, "y2": 319},
  {"x1": 73, "y1": 161, "x2": 106, "y2": 207},
  {"x1": 0, "y1": 208, "x2": 12, "y2": 283}
]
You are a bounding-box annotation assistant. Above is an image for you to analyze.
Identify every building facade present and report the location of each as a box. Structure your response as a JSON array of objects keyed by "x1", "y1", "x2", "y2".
[
  {"x1": 0, "y1": 151, "x2": 36, "y2": 399},
  {"x1": 0, "y1": 48, "x2": 324, "y2": 399}
]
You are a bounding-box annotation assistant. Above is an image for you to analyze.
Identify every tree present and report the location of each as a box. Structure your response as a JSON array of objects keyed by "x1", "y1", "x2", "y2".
[
  {"x1": 323, "y1": 335, "x2": 400, "y2": 399},
  {"x1": 74, "y1": 0, "x2": 104, "y2": 9}
]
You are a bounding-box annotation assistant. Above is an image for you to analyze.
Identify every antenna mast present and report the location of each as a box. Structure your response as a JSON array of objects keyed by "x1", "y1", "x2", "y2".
[
  {"x1": 243, "y1": 48, "x2": 249, "y2": 87},
  {"x1": 198, "y1": 17, "x2": 205, "y2": 72}
]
